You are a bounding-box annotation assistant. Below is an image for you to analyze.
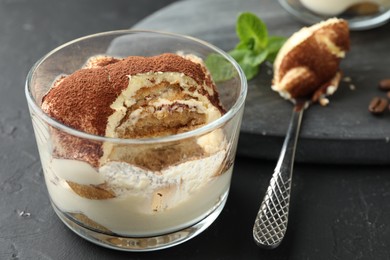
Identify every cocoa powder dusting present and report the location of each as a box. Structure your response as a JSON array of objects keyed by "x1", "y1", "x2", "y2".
[
  {"x1": 42, "y1": 53, "x2": 217, "y2": 136},
  {"x1": 107, "y1": 54, "x2": 206, "y2": 86},
  {"x1": 278, "y1": 20, "x2": 349, "y2": 99},
  {"x1": 43, "y1": 68, "x2": 116, "y2": 136}
]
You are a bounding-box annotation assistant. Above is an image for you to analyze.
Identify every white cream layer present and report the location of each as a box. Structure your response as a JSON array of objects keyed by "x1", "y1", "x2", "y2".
[
  {"x1": 32, "y1": 115, "x2": 230, "y2": 236},
  {"x1": 43, "y1": 154, "x2": 231, "y2": 236}
]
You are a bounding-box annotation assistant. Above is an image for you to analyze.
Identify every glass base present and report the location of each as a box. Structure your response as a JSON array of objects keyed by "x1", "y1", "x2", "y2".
[{"x1": 51, "y1": 191, "x2": 228, "y2": 251}]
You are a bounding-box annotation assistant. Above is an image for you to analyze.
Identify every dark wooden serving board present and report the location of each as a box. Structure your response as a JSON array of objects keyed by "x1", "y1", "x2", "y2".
[{"x1": 133, "y1": 0, "x2": 390, "y2": 164}]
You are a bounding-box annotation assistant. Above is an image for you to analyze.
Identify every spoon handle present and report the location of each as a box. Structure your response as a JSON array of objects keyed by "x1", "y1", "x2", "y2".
[{"x1": 253, "y1": 105, "x2": 305, "y2": 249}]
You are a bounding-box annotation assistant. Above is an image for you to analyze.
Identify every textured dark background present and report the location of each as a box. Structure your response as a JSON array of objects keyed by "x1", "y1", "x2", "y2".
[{"x1": 1, "y1": 0, "x2": 390, "y2": 259}]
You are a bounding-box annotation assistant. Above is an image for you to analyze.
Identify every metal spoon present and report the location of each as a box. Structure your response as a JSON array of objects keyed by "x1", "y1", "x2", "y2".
[{"x1": 252, "y1": 100, "x2": 308, "y2": 249}]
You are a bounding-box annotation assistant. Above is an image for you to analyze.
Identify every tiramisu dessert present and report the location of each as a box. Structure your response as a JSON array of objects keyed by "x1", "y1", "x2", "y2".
[
  {"x1": 35, "y1": 53, "x2": 232, "y2": 236},
  {"x1": 272, "y1": 18, "x2": 350, "y2": 105}
]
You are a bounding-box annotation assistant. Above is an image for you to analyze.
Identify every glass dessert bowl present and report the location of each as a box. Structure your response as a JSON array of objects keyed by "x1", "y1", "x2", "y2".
[
  {"x1": 25, "y1": 30, "x2": 247, "y2": 251},
  {"x1": 278, "y1": 0, "x2": 390, "y2": 30}
]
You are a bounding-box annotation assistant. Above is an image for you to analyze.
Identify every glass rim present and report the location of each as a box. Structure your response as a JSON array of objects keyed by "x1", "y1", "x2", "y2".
[{"x1": 25, "y1": 29, "x2": 248, "y2": 144}]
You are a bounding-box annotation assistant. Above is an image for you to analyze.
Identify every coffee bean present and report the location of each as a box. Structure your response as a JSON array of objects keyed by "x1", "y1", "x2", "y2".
[
  {"x1": 387, "y1": 91, "x2": 390, "y2": 99},
  {"x1": 368, "y1": 97, "x2": 388, "y2": 114},
  {"x1": 379, "y1": 79, "x2": 390, "y2": 90}
]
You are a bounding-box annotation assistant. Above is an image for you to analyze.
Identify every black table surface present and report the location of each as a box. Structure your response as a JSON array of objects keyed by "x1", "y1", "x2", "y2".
[{"x1": 1, "y1": 0, "x2": 390, "y2": 259}]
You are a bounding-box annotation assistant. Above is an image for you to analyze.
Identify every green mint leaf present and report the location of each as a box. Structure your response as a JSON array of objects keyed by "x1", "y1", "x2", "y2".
[
  {"x1": 235, "y1": 38, "x2": 255, "y2": 50},
  {"x1": 266, "y1": 36, "x2": 287, "y2": 53},
  {"x1": 236, "y1": 12, "x2": 268, "y2": 51},
  {"x1": 228, "y1": 49, "x2": 247, "y2": 62},
  {"x1": 245, "y1": 49, "x2": 268, "y2": 66},
  {"x1": 230, "y1": 49, "x2": 268, "y2": 67},
  {"x1": 205, "y1": 53, "x2": 236, "y2": 82},
  {"x1": 205, "y1": 13, "x2": 286, "y2": 82},
  {"x1": 229, "y1": 49, "x2": 266, "y2": 80},
  {"x1": 265, "y1": 36, "x2": 287, "y2": 62},
  {"x1": 239, "y1": 62, "x2": 259, "y2": 80}
]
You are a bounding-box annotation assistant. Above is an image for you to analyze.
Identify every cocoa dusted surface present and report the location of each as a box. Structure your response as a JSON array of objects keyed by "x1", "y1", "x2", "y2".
[
  {"x1": 2, "y1": 0, "x2": 390, "y2": 259},
  {"x1": 42, "y1": 53, "x2": 215, "y2": 136},
  {"x1": 275, "y1": 19, "x2": 350, "y2": 99}
]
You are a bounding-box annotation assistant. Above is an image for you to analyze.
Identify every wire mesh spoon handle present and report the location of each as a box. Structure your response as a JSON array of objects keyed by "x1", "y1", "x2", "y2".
[{"x1": 253, "y1": 102, "x2": 306, "y2": 249}]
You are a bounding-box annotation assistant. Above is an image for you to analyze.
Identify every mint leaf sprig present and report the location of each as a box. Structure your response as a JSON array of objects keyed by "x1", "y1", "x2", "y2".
[{"x1": 206, "y1": 12, "x2": 286, "y2": 81}]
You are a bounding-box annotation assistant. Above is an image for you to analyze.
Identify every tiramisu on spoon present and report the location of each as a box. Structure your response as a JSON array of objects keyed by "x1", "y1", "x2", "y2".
[{"x1": 253, "y1": 18, "x2": 350, "y2": 249}]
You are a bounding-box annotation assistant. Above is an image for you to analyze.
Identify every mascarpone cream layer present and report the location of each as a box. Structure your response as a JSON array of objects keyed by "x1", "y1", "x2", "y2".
[{"x1": 32, "y1": 115, "x2": 230, "y2": 235}]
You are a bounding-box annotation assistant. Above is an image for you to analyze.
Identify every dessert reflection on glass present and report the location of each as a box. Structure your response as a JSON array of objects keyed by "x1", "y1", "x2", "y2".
[
  {"x1": 272, "y1": 18, "x2": 350, "y2": 105},
  {"x1": 26, "y1": 31, "x2": 246, "y2": 251}
]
